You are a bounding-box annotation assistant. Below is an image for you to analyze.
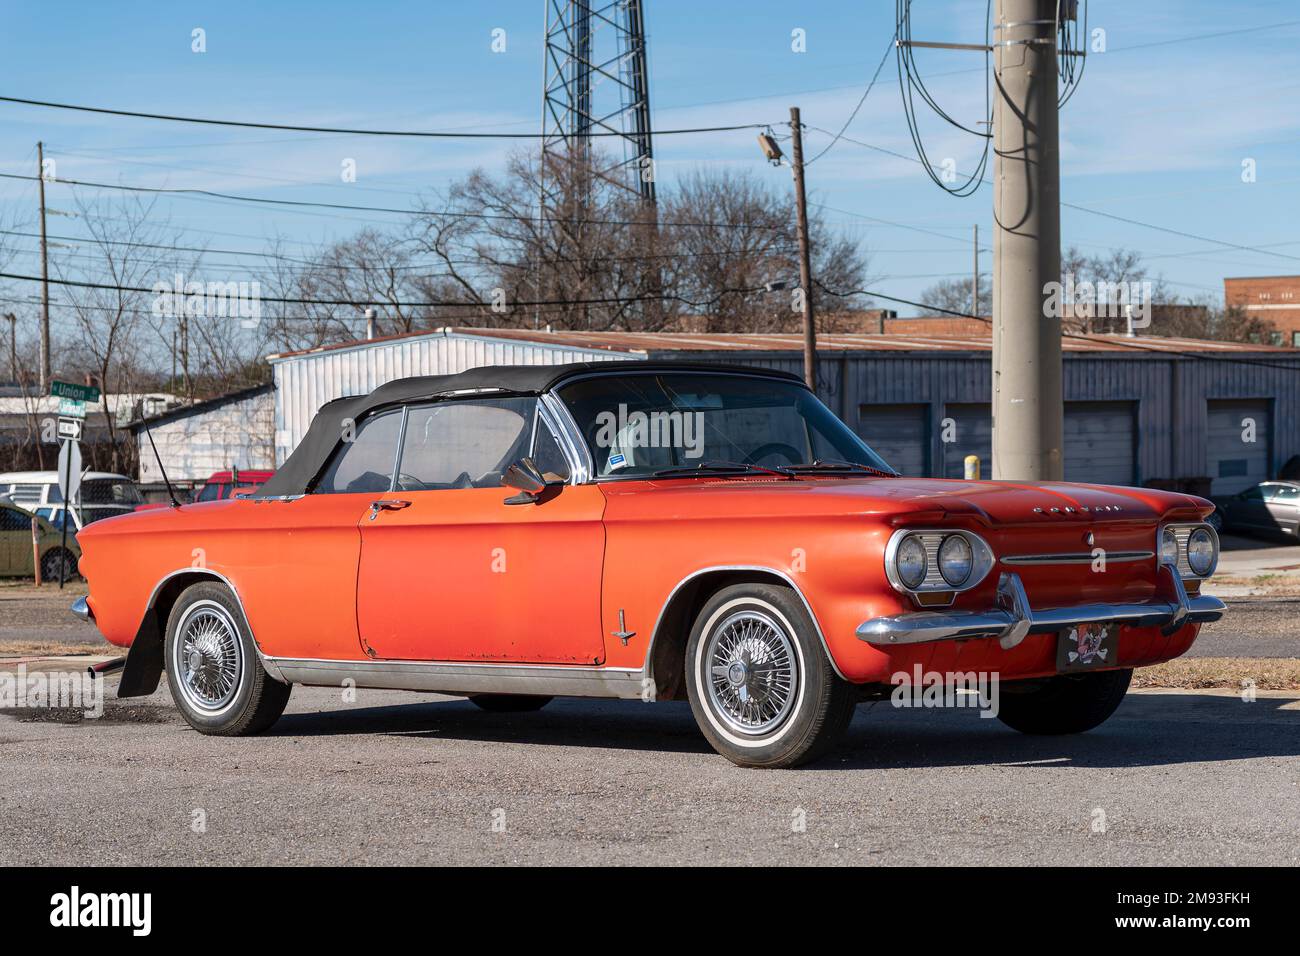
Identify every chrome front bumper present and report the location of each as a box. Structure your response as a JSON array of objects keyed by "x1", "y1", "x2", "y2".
[
  {"x1": 856, "y1": 567, "x2": 1226, "y2": 650},
  {"x1": 70, "y1": 596, "x2": 93, "y2": 623}
]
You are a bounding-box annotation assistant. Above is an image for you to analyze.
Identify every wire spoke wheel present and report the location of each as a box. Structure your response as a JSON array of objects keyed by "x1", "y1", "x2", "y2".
[
  {"x1": 174, "y1": 601, "x2": 243, "y2": 713},
  {"x1": 704, "y1": 609, "x2": 798, "y2": 736}
]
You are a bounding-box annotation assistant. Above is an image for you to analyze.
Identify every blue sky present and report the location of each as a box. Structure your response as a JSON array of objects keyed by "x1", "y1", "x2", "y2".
[{"x1": 0, "y1": 0, "x2": 1297, "y2": 316}]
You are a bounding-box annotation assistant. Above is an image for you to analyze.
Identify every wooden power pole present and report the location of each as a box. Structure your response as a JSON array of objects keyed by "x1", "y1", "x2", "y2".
[
  {"x1": 788, "y1": 107, "x2": 817, "y2": 392},
  {"x1": 36, "y1": 142, "x2": 51, "y2": 392}
]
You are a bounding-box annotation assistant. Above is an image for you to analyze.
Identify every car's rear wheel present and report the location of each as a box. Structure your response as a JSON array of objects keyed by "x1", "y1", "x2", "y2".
[
  {"x1": 40, "y1": 547, "x2": 78, "y2": 583},
  {"x1": 996, "y1": 668, "x2": 1132, "y2": 735},
  {"x1": 163, "y1": 581, "x2": 291, "y2": 735},
  {"x1": 468, "y1": 694, "x2": 552, "y2": 712},
  {"x1": 685, "y1": 583, "x2": 856, "y2": 768}
]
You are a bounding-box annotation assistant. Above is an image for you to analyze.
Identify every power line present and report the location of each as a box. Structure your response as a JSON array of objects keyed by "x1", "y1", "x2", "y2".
[
  {"x1": 0, "y1": 93, "x2": 766, "y2": 139},
  {"x1": 0, "y1": 268, "x2": 776, "y2": 312},
  {"x1": 0, "y1": 227, "x2": 798, "y2": 271},
  {"x1": 805, "y1": 25, "x2": 900, "y2": 166},
  {"x1": 809, "y1": 127, "x2": 1300, "y2": 265},
  {"x1": 0, "y1": 170, "x2": 786, "y2": 231}
]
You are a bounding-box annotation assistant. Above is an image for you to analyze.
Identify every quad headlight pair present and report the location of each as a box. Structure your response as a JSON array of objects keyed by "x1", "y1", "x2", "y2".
[
  {"x1": 896, "y1": 534, "x2": 972, "y2": 588},
  {"x1": 1160, "y1": 523, "x2": 1219, "y2": 578},
  {"x1": 887, "y1": 529, "x2": 993, "y2": 595}
]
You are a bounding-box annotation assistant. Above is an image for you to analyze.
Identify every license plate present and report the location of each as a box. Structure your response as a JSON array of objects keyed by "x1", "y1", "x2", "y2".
[{"x1": 1056, "y1": 623, "x2": 1118, "y2": 671}]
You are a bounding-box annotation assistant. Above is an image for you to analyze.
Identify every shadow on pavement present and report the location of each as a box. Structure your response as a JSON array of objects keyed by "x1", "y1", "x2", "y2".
[{"x1": 268, "y1": 689, "x2": 1299, "y2": 769}]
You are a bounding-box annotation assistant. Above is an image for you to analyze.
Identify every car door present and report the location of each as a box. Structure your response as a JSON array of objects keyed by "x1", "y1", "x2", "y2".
[
  {"x1": 1231, "y1": 485, "x2": 1269, "y2": 529},
  {"x1": 0, "y1": 505, "x2": 26, "y2": 573},
  {"x1": 355, "y1": 396, "x2": 606, "y2": 664},
  {"x1": 1264, "y1": 483, "x2": 1300, "y2": 533}
]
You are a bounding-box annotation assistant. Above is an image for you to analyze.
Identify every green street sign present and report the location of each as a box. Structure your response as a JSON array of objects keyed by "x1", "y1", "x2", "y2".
[
  {"x1": 50, "y1": 380, "x2": 101, "y2": 403},
  {"x1": 58, "y1": 397, "x2": 86, "y2": 419}
]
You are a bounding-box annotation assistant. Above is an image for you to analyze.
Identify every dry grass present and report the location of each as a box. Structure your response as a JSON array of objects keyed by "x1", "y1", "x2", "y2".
[
  {"x1": 1210, "y1": 573, "x2": 1300, "y2": 596},
  {"x1": 0, "y1": 642, "x2": 101, "y2": 658},
  {"x1": 1133, "y1": 656, "x2": 1300, "y2": 691}
]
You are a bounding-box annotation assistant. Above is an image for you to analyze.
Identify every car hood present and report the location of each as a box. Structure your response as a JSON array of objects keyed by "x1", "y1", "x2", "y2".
[{"x1": 606, "y1": 475, "x2": 1210, "y2": 527}]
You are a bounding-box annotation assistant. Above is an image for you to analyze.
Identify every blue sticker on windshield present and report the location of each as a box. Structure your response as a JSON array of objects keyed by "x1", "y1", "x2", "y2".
[{"x1": 609, "y1": 454, "x2": 626, "y2": 469}]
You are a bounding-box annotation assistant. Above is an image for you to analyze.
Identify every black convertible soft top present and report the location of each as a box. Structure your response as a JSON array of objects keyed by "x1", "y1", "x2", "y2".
[{"x1": 256, "y1": 360, "x2": 803, "y2": 497}]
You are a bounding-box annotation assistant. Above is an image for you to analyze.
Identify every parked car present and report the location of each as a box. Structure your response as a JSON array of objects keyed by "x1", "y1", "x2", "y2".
[
  {"x1": 0, "y1": 471, "x2": 142, "y2": 531},
  {"x1": 0, "y1": 495, "x2": 80, "y2": 580},
  {"x1": 73, "y1": 363, "x2": 1225, "y2": 768},
  {"x1": 193, "y1": 469, "x2": 274, "y2": 502},
  {"x1": 1209, "y1": 481, "x2": 1300, "y2": 538},
  {"x1": 135, "y1": 469, "x2": 274, "y2": 512}
]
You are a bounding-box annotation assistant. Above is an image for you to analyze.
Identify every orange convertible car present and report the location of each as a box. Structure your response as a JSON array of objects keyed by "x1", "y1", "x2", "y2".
[{"x1": 73, "y1": 362, "x2": 1225, "y2": 767}]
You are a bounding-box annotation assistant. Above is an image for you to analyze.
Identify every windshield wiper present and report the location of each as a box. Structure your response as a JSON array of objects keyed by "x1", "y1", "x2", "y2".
[
  {"x1": 651, "y1": 459, "x2": 796, "y2": 479},
  {"x1": 786, "y1": 459, "x2": 898, "y2": 478}
]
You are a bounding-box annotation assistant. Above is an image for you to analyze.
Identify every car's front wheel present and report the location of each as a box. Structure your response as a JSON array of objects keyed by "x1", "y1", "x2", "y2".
[
  {"x1": 685, "y1": 583, "x2": 856, "y2": 768},
  {"x1": 996, "y1": 668, "x2": 1132, "y2": 735},
  {"x1": 163, "y1": 581, "x2": 291, "y2": 735}
]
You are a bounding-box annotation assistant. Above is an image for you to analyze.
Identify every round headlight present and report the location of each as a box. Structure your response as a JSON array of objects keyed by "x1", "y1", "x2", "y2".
[
  {"x1": 896, "y1": 535, "x2": 928, "y2": 589},
  {"x1": 1160, "y1": 527, "x2": 1179, "y2": 566},
  {"x1": 1186, "y1": 527, "x2": 1216, "y2": 576},
  {"x1": 938, "y1": 534, "x2": 973, "y2": 586}
]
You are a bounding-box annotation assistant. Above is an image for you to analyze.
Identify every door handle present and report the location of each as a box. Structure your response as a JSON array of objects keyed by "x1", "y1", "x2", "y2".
[{"x1": 368, "y1": 499, "x2": 411, "y2": 520}]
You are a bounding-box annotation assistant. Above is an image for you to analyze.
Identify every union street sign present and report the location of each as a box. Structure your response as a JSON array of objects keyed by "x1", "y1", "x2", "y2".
[{"x1": 50, "y1": 380, "x2": 101, "y2": 404}]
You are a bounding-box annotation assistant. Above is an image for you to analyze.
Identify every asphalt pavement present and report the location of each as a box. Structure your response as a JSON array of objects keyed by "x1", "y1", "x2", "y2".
[{"x1": 0, "y1": 678, "x2": 1296, "y2": 866}]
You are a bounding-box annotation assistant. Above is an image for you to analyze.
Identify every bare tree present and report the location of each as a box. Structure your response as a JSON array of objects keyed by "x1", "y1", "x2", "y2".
[
  {"x1": 916, "y1": 273, "x2": 990, "y2": 318},
  {"x1": 410, "y1": 149, "x2": 673, "y2": 331},
  {"x1": 664, "y1": 168, "x2": 869, "y2": 332},
  {"x1": 53, "y1": 193, "x2": 181, "y2": 472}
]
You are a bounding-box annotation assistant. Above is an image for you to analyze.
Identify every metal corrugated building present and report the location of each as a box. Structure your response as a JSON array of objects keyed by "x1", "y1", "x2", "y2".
[
  {"x1": 266, "y1": 327, "x2": 1300, "y2": 492},
  {"x1": 267, "y1": 329, "x2": 641, "y2": 463}
]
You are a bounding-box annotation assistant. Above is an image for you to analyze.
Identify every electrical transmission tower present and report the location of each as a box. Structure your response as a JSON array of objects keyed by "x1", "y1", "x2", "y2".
[{"x1": 541, "y1": 0, "x2": 655, "y2": 204}]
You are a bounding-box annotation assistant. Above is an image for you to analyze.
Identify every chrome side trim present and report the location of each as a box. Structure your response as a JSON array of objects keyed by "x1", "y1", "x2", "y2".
[
  {"x1": 645, "y1": 565, "x2": 847, "y2": 683},
  {"x1": 70, "y1": 595, "x2": 93, "y2": 623},
  {"x1": 856, "y1": 566, "x2": 1226, "y2": 648},
  {"x1": 540, "y1": 391, "x2": 593, "y2": 484},
  {"x1": 268, "y1": 657, "x2": 646, "y2": 699},
  {"x1": 1001, "y1": 550, "x2": 1153, "y2": 566}
]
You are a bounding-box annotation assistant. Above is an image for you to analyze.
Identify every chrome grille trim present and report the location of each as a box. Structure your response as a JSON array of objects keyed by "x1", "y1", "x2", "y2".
[{"x1": 1000, "y1": 550, "x2": 1154, "y2": 566}]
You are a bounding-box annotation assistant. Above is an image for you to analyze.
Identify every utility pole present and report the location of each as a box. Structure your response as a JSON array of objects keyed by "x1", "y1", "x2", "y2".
[
  {"x1": 36, "y1": 142, "x2": 51, "y2": 392},
  {"x1": 972, "y1": 224, "x2": 980, "y2": 316},
  {"x1": 179, "y1": 314, "x2": 192, "y2": 402},
  {"x1": 788, "y1": 106, "x2": 817, "y2": 392},
  {"x1": 4, "y1": 313, "x2": 16, "y2": 382},
  {"x1": 991, "y1": 0, "x2": 1063, "y2": 481}
]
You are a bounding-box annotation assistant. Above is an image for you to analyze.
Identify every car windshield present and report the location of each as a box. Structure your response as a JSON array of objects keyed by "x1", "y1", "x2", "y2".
[
  {"x1": 195, "y1": 482, "x2": 224, "y2": 502},
  {"x1": 557, "y1": 372, "x2": 896, "y2": 479},
  {"x1": 81, "y1": 478, "x2": 142, "y2": 505}
]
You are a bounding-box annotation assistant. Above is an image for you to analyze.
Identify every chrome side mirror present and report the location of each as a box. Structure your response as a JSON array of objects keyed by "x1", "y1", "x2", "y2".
[{"x1": 503, "y1": 457, "x2": 547, "y2": 504}]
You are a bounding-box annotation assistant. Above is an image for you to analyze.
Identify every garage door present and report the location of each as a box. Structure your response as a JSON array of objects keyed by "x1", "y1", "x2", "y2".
[
  {"x1": 941, "y1": 404, "x2": 991, "y2": 478},
  {"x1": 1064, "y1": 401, "x2": 1136, "y2": 486},
  {"x1": 1208, "y1": 399, "x2": 1271, "y2": 495},
  {"x1": 857, "y1": 404, "x2": 928, "y2": 476}
]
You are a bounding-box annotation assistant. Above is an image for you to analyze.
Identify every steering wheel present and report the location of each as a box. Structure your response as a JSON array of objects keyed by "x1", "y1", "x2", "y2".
[{"x1": 745, "y1": 443, "x2": 803, "y2": 467}]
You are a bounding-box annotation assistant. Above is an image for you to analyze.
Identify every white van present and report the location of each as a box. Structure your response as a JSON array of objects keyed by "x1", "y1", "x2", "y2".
[{"x1": 0, "y1": 471, "x2": 142, "y2": 531}]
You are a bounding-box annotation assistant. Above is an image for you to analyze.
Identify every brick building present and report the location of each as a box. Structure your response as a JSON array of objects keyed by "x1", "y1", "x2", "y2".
[{"x1": 1224, "y1": 275, "x2": 1300, "y2": 346}]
